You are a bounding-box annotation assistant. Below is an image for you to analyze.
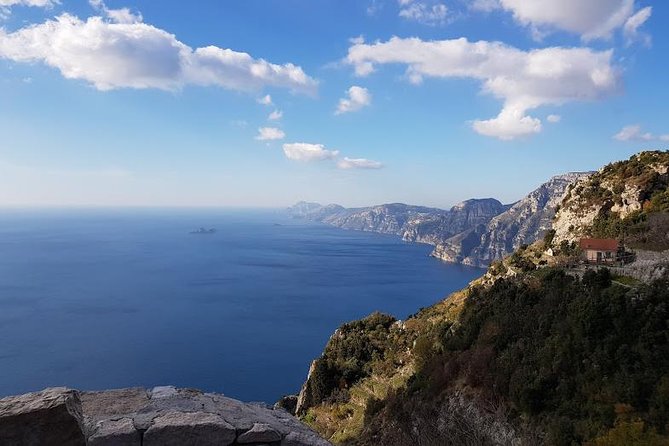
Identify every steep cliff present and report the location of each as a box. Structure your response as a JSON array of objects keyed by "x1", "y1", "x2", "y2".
[
  {"x1": 291, "y1": 172, "x2": 590, "y2": 268},
  {"x1": 433, "y1": 173, "x2": 592, "y2": 266},
  {"x1": 553, "y1": 151, "x2": 669, "y2": 245},
  {"x1": 289, "y1": 200, "x2": 509, "y2": 261}
]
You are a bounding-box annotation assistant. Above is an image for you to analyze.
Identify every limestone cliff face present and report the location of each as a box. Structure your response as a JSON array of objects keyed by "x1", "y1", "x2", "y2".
[
  {"x1": 289, "y1": 200, "x2": 507, "y2": 259},
  {"x1": 433, "y1": 173, "x2": 592, "y2": 266},
  {"x1": 402, "y1": 199, "x2": 509, "y2": 245},
  {"x1": 552, "y1": 151, "x2": 669, "y2": 243}
]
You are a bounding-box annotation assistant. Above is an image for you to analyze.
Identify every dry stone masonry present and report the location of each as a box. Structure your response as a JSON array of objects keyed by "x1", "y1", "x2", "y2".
[{"x1": 0, "y1": 386, "x2": 332, "y2": 446}]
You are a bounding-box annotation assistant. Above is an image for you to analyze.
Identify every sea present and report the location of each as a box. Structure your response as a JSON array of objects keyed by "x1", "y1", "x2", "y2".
[{"x1": 0, "y1": 209, "x2": 483, "y2": 403}]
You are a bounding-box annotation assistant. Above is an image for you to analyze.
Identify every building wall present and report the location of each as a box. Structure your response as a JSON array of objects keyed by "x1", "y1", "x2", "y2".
[{"x1": 584, "y1": 249, "x2": 617, "y2": 264}]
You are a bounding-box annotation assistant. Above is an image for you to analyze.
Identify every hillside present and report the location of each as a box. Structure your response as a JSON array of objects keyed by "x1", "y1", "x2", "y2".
[
  {"x1": 289, "y1": 173, "x2": 587, "y2": 268},
  {"x1": 295, "y1": 151, "x2": 669, "y2": 446}
]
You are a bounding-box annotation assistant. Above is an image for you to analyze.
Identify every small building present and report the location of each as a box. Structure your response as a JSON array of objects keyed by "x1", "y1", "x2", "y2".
[{"x1": 580, "y1": 238, "x2": 619, "y2": 264}]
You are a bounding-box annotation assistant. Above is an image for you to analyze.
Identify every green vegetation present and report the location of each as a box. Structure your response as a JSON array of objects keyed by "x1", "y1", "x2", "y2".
[
  {"x1": 356, "y1": 269, "x2": 669, "y2": 445},
  {"x1": 299, "y1": 312, "x2": 401, "y2": 411},
  {"x1": 613, "y1": 275, "x2": 643, "y2": 287}
]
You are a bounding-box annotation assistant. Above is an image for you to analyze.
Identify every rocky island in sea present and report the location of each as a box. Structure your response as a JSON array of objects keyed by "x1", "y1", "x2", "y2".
[{"x1": 190, "y1": 227, "x2": 217, "y2": 234}]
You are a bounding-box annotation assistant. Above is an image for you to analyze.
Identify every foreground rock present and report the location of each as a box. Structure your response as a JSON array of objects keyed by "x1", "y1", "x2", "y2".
[
  {"x1": 0, "y1": 386, "x2": 331, "y2": 446},
  {"x1": 0, "y1": 388, "x2": 86, "y2": 446}
]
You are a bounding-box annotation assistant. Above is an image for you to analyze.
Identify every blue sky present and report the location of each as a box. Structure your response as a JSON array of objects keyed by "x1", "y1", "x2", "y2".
[{"x1": 0, "y1": 0, "x2": 666, "y2": 208}]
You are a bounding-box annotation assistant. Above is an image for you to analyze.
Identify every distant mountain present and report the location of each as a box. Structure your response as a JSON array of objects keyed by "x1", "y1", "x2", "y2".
[
  {"x1": 289, "y1": 199, "x2": 507, "y2": 257},
  {"x1": 289, "y1": 172, "x2": 590, "y2": 267}
]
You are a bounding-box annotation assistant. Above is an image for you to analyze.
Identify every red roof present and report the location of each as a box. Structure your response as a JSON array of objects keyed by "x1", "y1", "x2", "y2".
[{"x1": 580, "y1": 238, "x2": 619, "y2": 251}]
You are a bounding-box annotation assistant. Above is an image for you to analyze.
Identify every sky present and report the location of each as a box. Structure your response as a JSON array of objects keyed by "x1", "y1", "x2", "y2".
[{"x1": 0, "y1": 0, "x2": 667, "y2": 208}]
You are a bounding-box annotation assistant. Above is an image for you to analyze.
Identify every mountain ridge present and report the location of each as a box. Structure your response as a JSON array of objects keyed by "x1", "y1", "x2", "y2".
[{"x1": 290, "y1": 172, "x2": 591, "y2": 267}]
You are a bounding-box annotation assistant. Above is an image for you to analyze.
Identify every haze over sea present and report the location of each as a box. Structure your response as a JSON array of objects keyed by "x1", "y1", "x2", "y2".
[{"x1": 0, "y1": 209, "x2": 482, "y2": 402}]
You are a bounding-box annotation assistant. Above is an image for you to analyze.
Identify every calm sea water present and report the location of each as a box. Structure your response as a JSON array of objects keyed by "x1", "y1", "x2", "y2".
[{"x1": 0, "y1": 209, "x2": 483, "y2": 402}]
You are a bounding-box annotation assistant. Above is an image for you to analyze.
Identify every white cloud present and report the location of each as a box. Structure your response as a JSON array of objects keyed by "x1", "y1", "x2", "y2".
[
  {"x1": 282, "y1": 143, "x2": 339, "y2": 162},
  {"x1": 346, "y1": 36, "x2": 619, "y2": 140},
  {"x1": 255, "y1": 127, "x2": 285, "y2": 141},
  {"x1": 547, "y1": 114, "x2": 561, "y2": 123},
  {"x1": 660, "y1": 135, "x2": 669, "y2": 142},
  {"x1": 268, "y1": 109, "x2": 283, "y2": 121},
  {"x1": 337, "y1": 157, "x2": 384, "y2": 170},
  {"x1": 257, "y1": 94, "x2": 273, "y2": 106},
  {"x1": 398, "y1": 0, "x2": 448, "y2": 26},
  {"x1": 106, "y1": 8, "x2": 140, "y2": 24},
  {"x1": 614, "y1": 124, "x2": 658, "y2": 142},
  {"x1": 480, "y1": 0, "x2": 651, "y2": 42},
  {"x1": 472, "y1": 106, "x2": 542, "y2": 140},
  {"x1": 89, "y1": 0, "x2": 142, "y2": 24},
  {"x1": 0, "y1": 0, "x2": 57, "y2": 19},
  {"x1": 623, "y1": 6, "x2": 652, "y2": 46},
  {"x1": 0, "y1": 14, "x2": 318, "y2": 94},
  {"x1": 335, "y1": 86, "x2": 372, "y2": 115},
  {"x1": 0, "y1": 0, "x2": 55, "y2": 5}
]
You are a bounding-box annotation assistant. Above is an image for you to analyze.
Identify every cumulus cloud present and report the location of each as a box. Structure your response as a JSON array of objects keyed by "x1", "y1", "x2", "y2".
[
  {"x1": 282, "y1": 143, "x2": 339, "y2": 162},
  {"x1": 268, "y1": 109, "x2": 283, "y2": 121},
  {"x1": 281, "y1": 142, "x2": 383, "y2": 170},
  {"x1": 335, "y1": 86, "x2": 372, "y2": 115},
  {"x1": 346, "y1": 36, "x2": 620, "y2": 140},
  {"x1": 0, "y1": 0, "x2": 56, "y2": 19},
  {"x1": 89, "y1": 0, "x2": 142, "y2": 24},
  {"x1": 614, "y1": 125, "x2": 661, "y2": 142},
  {"x1": 547, "y1": 114, "x2": 561, "y2": 123},
  {"x1": 478, "y1": 0, "x2": 651, "y2": 42},
  {"x1": 337, "y1": 157, "x2": 383, "y2": 170},
  {"x1": 0, "y1": 14, "x2": 318, "y2": 94},
  {"x1": 398, "y1": 0, "x2": 448, "y2": 26},
  {"x1": 473, "y1": 107, "x2": 542, "y2": 140},
  {"x1": 255, "y1": 127, "x2": 285, "y2": 141}
]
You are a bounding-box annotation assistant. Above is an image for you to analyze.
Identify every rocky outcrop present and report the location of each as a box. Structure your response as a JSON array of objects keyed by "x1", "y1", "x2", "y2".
[
  {"x1": 553, "y1": 151, "x2": 669, "y2": 243},
  {"x1": 433, "y1": 172, "x2": 592, "y2": 266},
  {"x1": 0, "y1": 388, "x2": 86, "y2": 446},
  {"x1": 0, "y1": 386, "x2": 332, "y2": 446}
]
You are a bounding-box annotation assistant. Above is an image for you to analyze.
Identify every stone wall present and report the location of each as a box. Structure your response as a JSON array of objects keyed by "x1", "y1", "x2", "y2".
[{"x1": 0, "y1": 386, "x2": 332, "y2": 446}]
